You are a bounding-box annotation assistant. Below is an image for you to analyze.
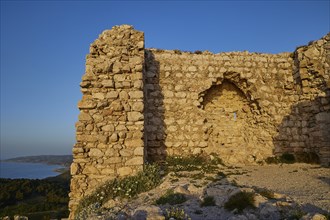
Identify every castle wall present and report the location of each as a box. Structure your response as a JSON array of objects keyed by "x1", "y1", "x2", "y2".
[
  {"x1": 144, "y1": 49, "x2": 296, "y2": 164},
  {"x1": 69, "y1": 25, "x2": 329, "y2": 217},
  {"x1": 69, "y1": 25, "x2": 145, "y2": 217}
]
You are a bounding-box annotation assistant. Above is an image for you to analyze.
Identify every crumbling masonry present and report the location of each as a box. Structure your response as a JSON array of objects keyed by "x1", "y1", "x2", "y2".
[{"x1": 69, "y1": 25, "x2": 330, "y2": 216}]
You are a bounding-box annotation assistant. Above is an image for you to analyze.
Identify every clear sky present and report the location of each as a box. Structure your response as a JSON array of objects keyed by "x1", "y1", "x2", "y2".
[{"x1": 0, "y1": 1, "x2": 329, "y2": 159}]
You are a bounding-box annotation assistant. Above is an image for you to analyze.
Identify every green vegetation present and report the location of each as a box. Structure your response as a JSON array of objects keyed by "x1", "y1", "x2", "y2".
[
  {"x1": 164, "y1": 207, "x2": 191, "y2": 220},
  {"x1": 266, "y1": 152, "x2": 320, "y2": 165},
  {"x1": 224, "y1": 191, "x2": 255, "y2": 213},
  {"x1": 155, "y1": 189, "x2": 187, "y2": 205},
  {"x1": 165, "y1": 154, "x2": 223, "y2": 174},
  {"x1": 76, "y1": 164, "x2": 161, "y2": 216},
  {"x1": 200, "y1": 196, "x2": 216, "y2": 207},
  {"x1": 0, "y1": 171, "x2": 70, "y2": 219}
]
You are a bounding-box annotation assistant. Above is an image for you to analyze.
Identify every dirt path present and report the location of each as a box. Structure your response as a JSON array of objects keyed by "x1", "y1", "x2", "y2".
[{"x1": 230, "y1": 163, "x2": 330, "y2": 214}]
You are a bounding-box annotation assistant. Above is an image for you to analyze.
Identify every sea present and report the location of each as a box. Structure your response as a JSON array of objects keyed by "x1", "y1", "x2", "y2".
[{"x1": 0, "y1": 162, "x2": 65, "y2": 179}]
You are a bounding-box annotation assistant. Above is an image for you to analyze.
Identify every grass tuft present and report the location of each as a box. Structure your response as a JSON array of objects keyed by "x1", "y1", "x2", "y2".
[
  {"x1": 224, "y1": 191, "x2": 255, "y2": 212},
  {"x1": 156, "y1": 189, "x2": 187, "y2": 205}
]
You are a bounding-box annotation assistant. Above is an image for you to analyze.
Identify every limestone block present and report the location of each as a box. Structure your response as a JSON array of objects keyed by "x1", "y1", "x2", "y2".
[
  {"x1": 106, "y1": 91, "x2": 119, "y2": 99},
  {"x1": 198, "y1": 141, "x2": 208, "y2": 148},
  {"x1": 188, "y1": 66, "x2": 197, "y2": 72},
  {"x1": 128, "y1": 112, "x2": 144, "y2": 121},
  {"x1": 98, "y1": 135, "x2": 109, "y2": 144},
  {"x1": 120, "y1": 149, "x2": 133, "y2": 157},
  {"x1": 129, "y1": 91, "x2": 144, "y2": 99},
  {"x1": 102, "y1": 124, "x2": 115, "y2": 132},
  {"x1": 132, "y1": 101, "x2": 144, "y2": 111},
  {"x1": 83, "y1": 165, "x2": 99, "y2": 174},
  {"x1": 101, "y1": 168, "x2": 115, "y2": 175},
  {"x1": 70, "y1": 163, "x2": 81, "y2": 175},
  {"x1": 304, "y1": 47, "x2": 320, "y2": 59},
  {"x1": 125, "y1": 157, "x2": 144, "y2": 166},
  {"x1": 104, "y1": 157, "x2": 122, "y2": 164},
  {"x1": 76, "y1": 134, "x2": 97, "y2": 142},
  {"x1": 78, "y1": 100, "x2": 96, "y2": 109},
  {"x1": 78, "y1": 112, "x2": 93, "y2": 121},
  {"x1": 134, "y1": 147, "x2": 144, "y2": 156},
  {"x1": 102, "y1": 80, "x2": 114, "y2": 88},
  {"x1": 107, "y1": 133, "x2": 117, "y2": 143},
  {"x1": 316, "y1": 112, "x2": 330, "y2": 122},
  {"x1": 125, "y1": 139, "x2": 144, "y2": 148},
  {"x1": 92, "y1": 93, "x2": 105, "y2": 100},
  {"x1": 118, "y1": 167, "x2": 133, "y2": 176},
  {"x1": 112, "y1": 62, "x2": 122, "y2": 73},
  {"x1": 137, "y1": 41, "x2": 144, "y2": 49},
  {"x1": 163, "y1": 90, "x2": 174, "y2": 97},
  {"x1": 105, "y1": 148, "x2": 119, "y2": 157},
  {"x1": 119, "y1": 91, "x2": 129, "y2": 100},
  {"x1": 88, "y1": 148, "x2": 104, "y2": 157},
  {"x1": 167, "y1": 126, "x2": 177, "y2": 132}
]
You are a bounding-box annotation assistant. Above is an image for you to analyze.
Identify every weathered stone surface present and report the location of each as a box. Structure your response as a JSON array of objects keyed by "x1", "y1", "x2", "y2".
[
  {"x1": 78, "y1": 112, "x2": 92, "y2": 121},
  {"x1": 78, "y1": 100, "x2": 96, "y2": 109},
  {"x1": 88, "y1": 148, "x2": 104, "y2": 157},
  {"x1": 125, "y1": 157, "x2": 144, "y2": 166},
  {"x1": 128, "y1": 112, "x2": 144, "y2": 121},
  {"x1": 70, "y1": 25, "x2": 330, "y2": 219},
  {"x1": 117, "y1": 167, "x2": 133, "y2": 176}
]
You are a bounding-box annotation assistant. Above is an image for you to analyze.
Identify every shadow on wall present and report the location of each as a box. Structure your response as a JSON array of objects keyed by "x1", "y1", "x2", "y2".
[
  {"x1": 144, "y1": 50, "x2": 167, "y2": 162},
  {"x1": 273, "y1": 94, "x2": 330, "y2": 166}
]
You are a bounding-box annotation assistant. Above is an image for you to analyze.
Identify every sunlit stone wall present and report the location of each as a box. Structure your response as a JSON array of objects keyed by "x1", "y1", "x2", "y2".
[{"x1": 69, "y1": 25, "x2": 329, "y2": 218}]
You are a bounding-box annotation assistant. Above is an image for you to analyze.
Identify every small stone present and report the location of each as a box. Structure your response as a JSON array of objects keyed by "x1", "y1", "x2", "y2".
[
  {"x1": 134, "y1": 147, "x2": 144, "y2": 156},
  {"x1": 78, "y1": 100, "x2": 96, "y2": 109},
  {"x1": 129, "y1": 91, "x2": 144, "y2": 99},
  {"x1": 102, "y1": 124, "x2": 115, "y2": 132},
  {"x1": 78, "y1": 112, "x2": 92, "y2": 121},
  {"x1": 118, "y1": 167, "x2": 133, "y2": 176},
  {"x1": 128, "y1": 112, "x2": 144, "y2": 121},
  {"x1": 125, "y1": 157, "x2": 144, "y2": 166},
  {"x1": 102, "y1": 80, "x2": 114, "y2": 88},
  {"x1": 110, "y1": 133, "x2": 119, "y2": 142},
  {"x1": 89, "y1": 148, "x2": 104, "y2": 157},
  {"x1": 92, "y1": 93, "x2": 105, "y2": 100},
  {"x1": 132, "y1": 102, "x2": 144, "y2": 111},
  {"x1": 137, "y1": 41, "x2": 144, "y2": 49}
]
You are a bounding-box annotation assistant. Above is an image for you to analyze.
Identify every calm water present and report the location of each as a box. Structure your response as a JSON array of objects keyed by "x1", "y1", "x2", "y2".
[{"x1": 0, "y1": 162, "x2": 64, "y2": 179}]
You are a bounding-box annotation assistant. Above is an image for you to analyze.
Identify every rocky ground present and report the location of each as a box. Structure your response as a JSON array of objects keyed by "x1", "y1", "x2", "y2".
[{"x1": 83, "y1": 163, "x2": 329, "y2": 220}]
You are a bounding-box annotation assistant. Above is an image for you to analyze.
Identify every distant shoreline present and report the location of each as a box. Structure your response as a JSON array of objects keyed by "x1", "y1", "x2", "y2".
[{"x1": 2, "y1": 155, "x2": 72, "y2": 168}]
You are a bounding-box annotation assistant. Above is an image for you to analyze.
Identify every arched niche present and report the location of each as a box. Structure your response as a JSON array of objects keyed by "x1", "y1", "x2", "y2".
[{"x1": 200, "y1": 79, "x2": 259, "y2": 164}]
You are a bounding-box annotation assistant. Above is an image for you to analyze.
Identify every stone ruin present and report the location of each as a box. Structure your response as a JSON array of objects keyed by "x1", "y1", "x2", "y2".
[{"x1": 69, "y1": 25, "x2": 330, "y2": 217}]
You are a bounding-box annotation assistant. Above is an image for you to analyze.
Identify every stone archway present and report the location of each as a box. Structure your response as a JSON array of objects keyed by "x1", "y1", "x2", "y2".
[{"x1": 201, "y1": 79, "x2": 258, "y2": 164}]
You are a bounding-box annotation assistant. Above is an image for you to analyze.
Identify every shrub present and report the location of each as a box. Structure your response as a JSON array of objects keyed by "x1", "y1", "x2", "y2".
[
  {"x1": 164, "y1": 207, "x2": 191, "y2": 220},
  {"x1": 75, "y1": 164, "x2": 161, "y2": 217},
  {"x1": 280, "y1": 153, "x2": 295, "y2": 163},
  {"x1": 165, "y1": 154, "x2": 222, "y2": 173},
  {"x1": 156, "y1": 189, "x2": 187, "y2": 205},
  {"x1": 224, "y1": 191, "x2": 255, "y2": 212},
  {"x1": 200, "y1": 196, "x2": 216, "y2": 207}
]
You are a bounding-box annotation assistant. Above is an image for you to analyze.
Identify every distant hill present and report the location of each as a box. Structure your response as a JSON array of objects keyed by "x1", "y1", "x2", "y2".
[
  {"x1": 3, "y1": 155, "x2": 73, "y2": 167},
  {"x1": 0, "y1": 171, "x2": 70, "y2": 219}
]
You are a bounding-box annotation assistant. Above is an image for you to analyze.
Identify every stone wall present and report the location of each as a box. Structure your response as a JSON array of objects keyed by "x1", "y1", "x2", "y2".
[
  {"x1": 69, "y1": 25, "x2": 145, "y2": 218},
  {"x1": 144, "y1": 49, "x2": 295, "y2": 164},
  {"x1": 69, "y1": 25, "x2": 329, "y2": 217}
]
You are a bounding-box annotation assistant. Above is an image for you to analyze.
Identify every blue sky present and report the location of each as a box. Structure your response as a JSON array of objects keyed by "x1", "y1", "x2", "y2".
[{"x1": 0, "y1": 1, "x2": 329, "y2": 159}]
